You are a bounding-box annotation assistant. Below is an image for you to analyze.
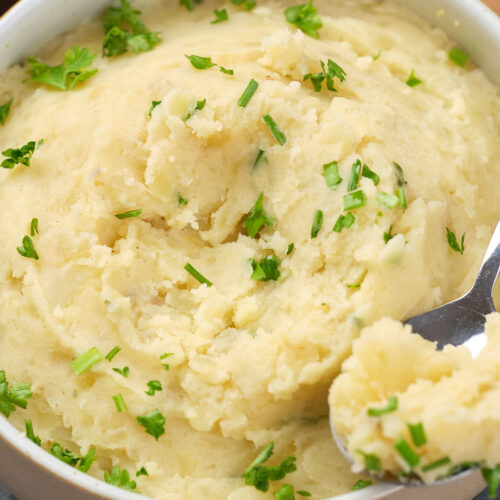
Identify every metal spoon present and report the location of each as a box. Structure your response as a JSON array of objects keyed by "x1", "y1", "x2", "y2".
[{"x1": 330, "y1": 220, "x2": 500, "y2": 483}]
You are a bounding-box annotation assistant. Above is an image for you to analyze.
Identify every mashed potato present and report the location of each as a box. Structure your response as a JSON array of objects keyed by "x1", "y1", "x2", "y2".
[{"x1": 0, "y1": 0, "x2": 499, "y2": 498}]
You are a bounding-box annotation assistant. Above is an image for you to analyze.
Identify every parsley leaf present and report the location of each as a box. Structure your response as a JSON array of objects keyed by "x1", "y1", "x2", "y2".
[
  {"x1": 367, "y1": 395, "x2": 398, "y2": 416},
  {"x1": 184, "y1": 263, "x2": 213, "y2": 287},
  {"x1": 249, "y1": 255, "x2": 281, "y2": 282},
  {"x1": 323, "y1": 161, "x2": 342, "y2": 189},
  {"x1": 287, "y1": 243, "x2": 295, "y2": 255},
  {"x1": 136, "y1": 408, "x2": 166, "y2": 440},
  {"x1": 25, "y1": 420, "x2": 41, "y2": 446},
  {"x1": 185, "y1": 54, "x2": 217, "y2": 69},
  {"x1": 113, "y1": 366, "x2": 130, "y2": 378},
  {"x1": 136, "y1": 466, "x2": 149, "y2": 477},
  {"x1": 1, "y1": 140, "x2": 38, "y2": 169},
  {"x1": 180, "y1": 0, "x2": 202, "y2": 11},
  {"x1": 183, "y1": 99, "x2": 206, "y2": 121},
  {"x1": 104, "y1": 466, "x2": 137, "y2": 492},
  {"x1": 102, "y1": 0, "x2": 160, "y2": 57},
  {"x1": 17, "y1": 235, "x2": 39, "y2": 260},
  {"x1": 231, "y1": 0, "x2": 257, "y2": 10},
  {"x1": 50, "y1": 444, "x2": 96, "y2": 472},
  {"x1": 274, "y1": 484, "x2": 295, "y2": 500},
  {"x1": 262, "y1": 114, "x2": 287, "y2": 145},
  {"x1": 0, "y1": 371, "x2": 32, "y2": 418},
  {"x1": 149, "y1": 100, "x2": 161, "y2": 116},
  {"x1": 27, "y1": 46, "x2": 98, "y2": 90},
  {"x1": 145, "y1": 380, "x2": 162, "y2": 396},
  {"x1": 333, "y1": 212, "x2": 355, "y2": 233},
  {"x1": 243, "y1": 442, "x2": 297, "y2": 492},
  {"x1": 79, "y1": 448, "x2": 98, "y2": 473},
  {"x1": 406, "y1": 70, "x2": 423, "y2": 88},
  {"x1": 353, "y1": 479, "x2": 372, "y2": 490},
  {"x1": 0, "y1": 99, "x2": 13, "y2": 125},
  {"x1": 449, "y1": 47, "x2": 469, "y2": 68},
  {"x1": 178, "y1": 193, "x2": 188, "y2": 206},
  {"x1": 311, "y1": 209, "x2": 323, "y2": 238},
  {"x1": 446, "y1": 227, "x2": 465, "y2": 255},
  {"x1": 238, "y1": 79, "x2": 259, "y2": 107},
  {"x1": 285, "y1": 0, "x2": 322, "y2": 38},
  {"x1": 304, "y1": 59, "x2": 346, "y2": 92},
  {"x1": 243, "y1": 192, "x2": 275, "y2": 237},
  {"x1": 211, "y1": 8, "x2": 228, "y2": 23}
]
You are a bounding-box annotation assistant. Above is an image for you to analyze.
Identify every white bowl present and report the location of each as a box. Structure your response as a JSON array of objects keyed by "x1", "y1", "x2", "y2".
[{"x1": 0, "y1": 1, "x2": 498, "y2": 499}]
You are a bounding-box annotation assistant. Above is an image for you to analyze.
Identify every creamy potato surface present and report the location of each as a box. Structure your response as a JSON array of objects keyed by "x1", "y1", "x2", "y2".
[{"x1": 0, "y1": 0, "x2": 499, "y2": 498}]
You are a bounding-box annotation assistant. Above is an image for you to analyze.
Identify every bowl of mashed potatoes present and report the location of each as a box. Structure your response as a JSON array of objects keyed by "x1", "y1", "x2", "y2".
[{"x1": 0, "y1": 0, "x2": 498, "y2": 499}]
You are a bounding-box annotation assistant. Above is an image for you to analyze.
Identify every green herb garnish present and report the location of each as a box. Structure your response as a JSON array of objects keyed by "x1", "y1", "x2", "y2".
[
  {"x1": 285, "y1": 0, "x2": 322, "y2": 38},
  {"x1": 231, "y1": 0, "x2": 257, "y2": 10},
  {"x1": 27, "y1": 47, "x2": 98, "y2": 90},
  {"x1": 220, "y1": 66, "x2": 234, "y2": 75},
  {"x1": 243, "y1": 442, "x2": 297, "y2": 492},
  {"x1": 149, "y1": 100, "x2": 161, "y2": 116},
  {"x1": 25, "y1": 419, "x2": 41, "y2": 446},
  {"x1": 323, "y1": 161, "x2": 342, "y2": 189},
  {"x1": 136, "y1": 408, "x2": 166, "y2": 440},
  {"x1": 1, "y1": 140, "x2": 39, "y2": 169},
  {"x1": 353, "y1": 479, "x2": 373, "y2": 490},
  {"x1": 347, "y1": 159, "x2": 361, "y2": 191},
  {"x1": 304, "y1": 58, "x2": 346, "y2": 92},
  {"x1": 184, "y1": 263, "x2": 213, "y2": 287},
  {"x1": 71, "y1": 347, "x2": 103, "y2": 375},
  {"x1": 383, "y1": 225, "x2": 394, "y2": 243},
  {"x1": 102, "y1": 0, "x2": 160, "y2": 57},
  {"x1": 394, "y1": 438, "x2": 420, "y2": 468},
  {"x1": 113, "y1": 366, "x2": 130, "y2": 378},
  {"x1": 178, "y1": 193, "x2": 188, "y2": 206},
  {"x1": 372, "y1": 51, "x2": 382, "y2": 61},
  {"x1": 297, "y1": 490, "x2": 311, "y2": 496},
  {"x1": 183, "y1": 99, "x2": 206, "y2": 121},
  {"x1": 361, "y1": 164, "x2": 380, "y2": 185},
  {"x1": 104, "y1": 466, "x2": 137, "y2": 492},
  {"x1": 422, "y1": 457, "x2": 451, "y2": 472},
  {"x1": 115, "y1": 209, "x2": 142, "y2": 219},
  {"x1": 333, "y1": 212, "x2": 355, "y2": 233},
  {"x1": 180, "y1": 0, "x2": 202, "y2": 11},
  {"x1": 17, "y1": 235, "x2": 39, "y2": 260},
  {"x1": 112, "y1": 394, "x2": 128, "y2": 412},
  {"x1": 446, "y1": 227, "x2": 465, "y2": 255},
  {"x1": 406, "y1": 70, "x2": 422, "y2": 88},
  {"x1": 252, "y1": 149, "x2": 266, "y2": 171},
  {"x1": 185, "y1": 54, "x2": 217, "y2": 69},
  {"x1": 105, "y1": 346, "x2": 121, "y2": 362},
  {"x1": 250, "y1": 255, "x2": 281, "y2": 282},
  {"x1": 346, "y1": 283, "x2": 361, "y2": 288},
  {"x1": 311, "y1": 210, "x2": 323, "y2": 238},
  {"x1": 211, "y1": 8, "x2": 228, "y2": 23},
  {"x1": 136, "y1": 467, "x2": 149, "y2": 477},
  {"x1": 408, "y1": 422, "x2": 426, "y2": 447},
  {"x1": 481, "y1": 466, "x2": 500, "y2": 499},
  {"x1": 367, "y1": 395, "x2": 398, "y2": 417},
  {"x1": 243, "y1": 192, "x2": 275, "y2": 237},
  {"x1": 287, "y1": 243, "x2": 295, "y2": 255},
  {"x1": 50, "y1": 444, "x2": 97, "y2": 472},
  {"x1": 356, "y1": 450, "x2": 381, "y2": 472},
  {"x1": 262, "y1": 114, "x2": 286, "y2": 145},
  {"x1": 376, "y1": 192, "x2": 399, "y2": 209},
  {"x1": 448, "y1": 47, "x2": 469, "y2": 68},
  {"x1": 0, "y1": 99, "x2": 12, "y2": 125},
  {"x1": 79, "y1": 449, "x2": 97, "y2": 473},
  {"x1": 0, "y1": 371, "x2": 32, "y2": 418},
  {"x1": 145, "y1": 380, "x2": 162, "y2": 396},
  {"x1": 343, "y1": 190, "x2": 367, "y2": 210},
  {"x1": 30, "y1": 218, "x2": 39, "y2": 237},
  {"x1": 238, "y1": 79, "x2": 259, "y2": 107},
  {"x1": 160, "y1": 352, "x2": 174, "y2": 371},
  {"x1": 273, "y1": 484, "x2": 295, "y2": 500}
]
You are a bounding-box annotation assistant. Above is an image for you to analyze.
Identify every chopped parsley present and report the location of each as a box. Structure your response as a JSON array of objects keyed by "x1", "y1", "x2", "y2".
[
  {"x1": 353, "y1": 479, "x2": 373, "y2": 490},
  {"x1": 406, "y1": 70, "x2": 423, "y2": 88},
  {"x1": 422, "y1": 456, "x2": 451, "y2": 472},
  {"x1": 476, "y1": 465, "x2": 498, "y2": 495},
  {"x1": 347, "y1": 159, "x2": 361, "y2": 191},
  {"x1": 243, "y1": 442, "x2": 297, "y2": 492},
  {"x1": 102, "y1": 0, "x2": 160, "y2": 57},
  {"x1": 136, "y1": 408, "x2": 166, "y2": 440},
  {"x1": 252, "y1": 149, "x2": 266, "y2": 171},
  {"x1": 104, "y1": 466, "x2": 137, "y2": 492},
  {"x1": 145, "y1": 380, "x2": 163, "y2": 396},
  {"x1": 311, "y1": 210, "x2": 323, "y2": 238},
  {"x1": 304, "y1": 59, "x2": 346, "y2": 92},
  {"x1": 183, "y1": 99, "x2": 206, "y2": 121},
  {"x1": 284, "y1": 0, "x2": 322, "y2": 38},
  {"x1": 112, "y1": 394, "x2": 128, "y2": 412},
  {"x1": 273, "y1": 484, "x2": 295, "y2": 500},
  {"x1": 178, "y1": 193, "x2": 188, "y2": 206},
  {"x1": 220, "y1": 66, "x2": 234, "y2": 75},
  {"x1": 0, "y1": 98, "x2": 12, "y2": 125},
  {"x1": 79, "y1": 449, "x2": 98, "y2": 473},
  {"x1": 356, "y1": 450, "x2": 381, "y2": 472},
  {"x1": 243, "y1": 192, "x2": 275, "y2": 237},
  {"x1": 343, "y1": 190, "x2": 367, "y2": 210},
  {"x1": 408, "y1": 422, "x2": 426, "y2": 447},
  {"x1": 0, "y1": 371, "x2": 32, "y2": 418},
  {"x1": 105, "y1": 346, "x2": 121, "y2": 362},
  {"x1": 448, "y1": 47, "x2": 469, "y2": 68},
  {"x1": 160, "y1": 352, "x2": 174, "y2": 371},
  {"x1": 1, "y1": 140, "x2": 39, "y2": 169},
  {"x1": 250, "y1": 255, "x2": 281, "y2": 282},
  {"x1": 180, "y1": 0, "x2": 202, "y2": 11},
  {"x1": 383, "y1": 225, "x2": 394, "y2": 244},
  {"x1": 262, "y1": 114, "x2": 287, "y2": 145},
  {"x1": 25, "y1": 420, "x2": 41, "y2": 446},
  {"x1": 333, "y1": 212, "x2": 355, "y2": 233},
  {"x1": 446, "y1": 227, "x2": 465, "y2": 255},
  {"x1": 394, "y1": 437, "x2": 420, "y2": 468},
  {"x1": 286, "y1": 243, "x2": 295, "y2": 255},
  {"x1": 231, "y1": 0, "x2": 257, "y2": 10},
  {"x1": 50, "y1": 444, "x2": 97, "y2": 472},
  {"x1": 115, "y1": 208, "x2": 142, "y2": 219},
  {"x1": 149, "y1": 100, "x2": 161, "y2": 116},
  {"x1": 71, "y1": 347, "x2": 103, "y2": 375},
  {"x1": 323, "y1": 161, "x2": 342, "y2": 189},
  {"x1": 211, "y1": 8, "x2": 228, "y2": 23},
  {"x1": 113, "y1": 366, "x2": 130, "y2": 378},
  {"x1": 238, "y1": 79, "x2": 259, "y2": 107},
  {"x1": 17, "y1": 235, "x2": 39, "y2": 260},
  {"x1": 346, "y1": 282, "x2": 361, "y2": 288},
  {"x1": 367, "y1": 395, "x2": 398, "y2": 416},
  {"x1": 27, "y1": 47, "x2": 98, "y2": 90},
  {"x1": 30, "y1": 218, "x2": 39, "y2": 237},
  {"x1": 184, "y1": 263, "x2": 213, "y2": 287},
  {"x1": 376, "y1": 192, "x2": 399, "y2": 209},
  {"x1": 185, "y1": 54, "x2": 217, "y2": 69},
  {"x1": 361, "y1": 164, "x2": 380, "y2": 185},
  {"x1": 136, "y1": 467, "x2": 149, "y2": 477}
]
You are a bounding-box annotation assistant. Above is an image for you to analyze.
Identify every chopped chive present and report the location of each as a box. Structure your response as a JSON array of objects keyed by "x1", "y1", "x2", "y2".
[
  {"x1": 160, "y1": 353, "x2": 174, "y2": 360},
  {"x1": 286, "y1": 243, "x2": 295, "y2": 255},
  {"x1": 136, "y1": 467, "x2": 149, "y2": 477},
  {"x1": 252, "y1": 149, "x2": 266, "y2": 171},
  {"x1": 311, "y1": 210, "x2": 323, "y2": 238},
  {"x1": 219, "y1": 66, "x2": 234, "y2": 75},
  {"x1": 145, "y1": 380, "x2": 162, "y2": 396},
  {"x1": 30, "y1": 218, "x2": 39, "y2": 237},
  {"x1": 0, "y1": 98, "x2": 13, "y2": 126},
  {"x1": 297, "y1": 491, "x2": 311, "y2": 497},
  {"x1": 238, "y1": 79, "x2": 259, "y2": 107},
  {"x1": 408, "y1": 422, "x2": 426, "y2": 447},
  {"x1": 185, "y1": 54, "x2": 216, "y2": 69},
  {"x1": 112, "y1": 366, "x2": 130, "y2": 378},
  {"x1": 481, "y1": 466, "x2": 500, "y2": 499},
  {"x1": 422, "y1": 457, "x2": 451, "y2": 472},
  {"x1": 394, "y1": 162, "x2": 406, "y2": 188},
  {"x1": 112, "y1": 394, "x2": 128, "y2": 412},
  {"x1": 71, "y1": 347, "x2": 103, "y2": 375},
  {"x1": 115, "y1": 209, "x2": 142, "y2": 219},
  {"x1": 346, "y1": 283, "x2": 361, "y2": 288},
  {"x1": 343, "y1": 189, "x2": 367, "y2": 210},
  {"x1": 149, "y1": 100, "x2": 161, "y2": 116},
  {"x1": 353, "y1": 479, "x2": 372, "y2": 490},
  {"x1": 25, "y1": 419, "x2": 41, "y2": 446},
  {"x1": 372, "y1": 51, "x2": 382, "y2": 61},
  {"x1": 356, "y1": 450, "x2": 381, "y2": 472},
  {"x1": 446, "y1": 227, "x2": 465, "y2": 255},
  {"x1": 178, "y1": 193, "x2": 188, "y2": 206},
  {"x1": 105, "y1": 346, "x2": 121, "y2": 362},
  {"x1": 361, "y1": 164, "x2": 380, "y2": 185},
  {"x1": 347, "y1": 159, "x2": 361, "y2": 191},
  {"x1": 262, "y1": 114, "x2": 286, "y2": 145},
  {"x1": 367, "y1": 395, "x2": 398, "y2": 417},
  {"x1": 448, "y1": 47, "x2": 469, "y2": 67},
  {"x1": 406, "y1": 70, "x2": 423, "y2": 87},
  {"x1": 376, "y1": 192, "x2": 399, "y2": 209},
  {"x1": 211, "y1": 8, "x2": 228, "y2": 23},
  {"x1": 183, "y1": 99, "x2": 206, "y2": 121},
  {"x1": 397, "y1": 187, "x2": 407, "y2": 208},
  {"x1": 333, "y1": 212, "x2": 355, "y2": 233},
  {"x1": 394, "y1": 438, "x2": 420, "y2": 468},
  {"x1": 323, "y1": 161, "x2": 342, "y2": 189},
  {"x1": 383, "y1": 225, "x2": 394, "y2": 243},
  {"x1": 184, "y1": 263, "x2": 213, "y2": 287}
]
